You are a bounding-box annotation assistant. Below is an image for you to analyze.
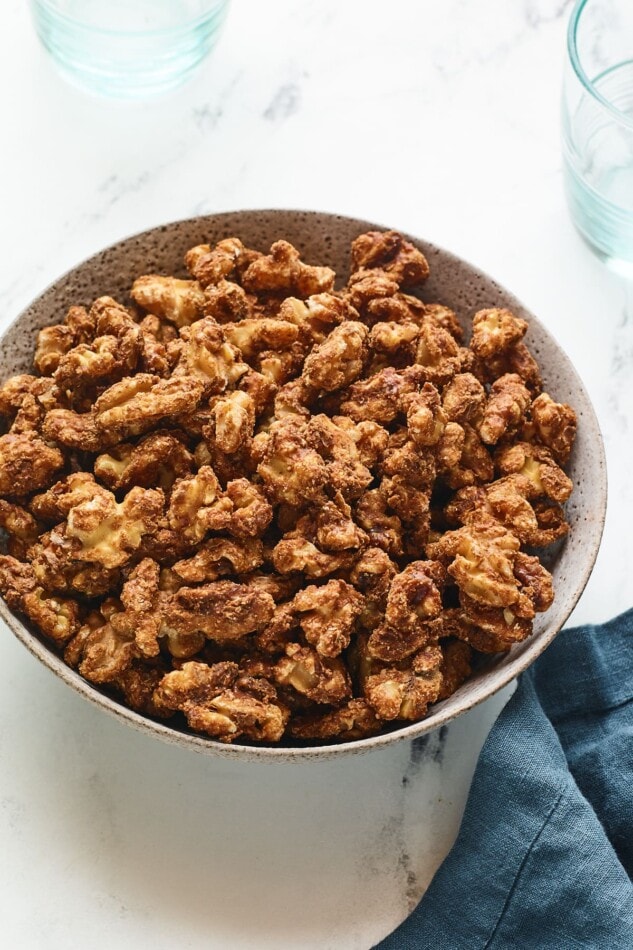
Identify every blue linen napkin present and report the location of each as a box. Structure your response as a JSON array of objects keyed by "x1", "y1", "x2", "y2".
[{"x1": 376, "y1": 608, "x2": 633, "y2": 949}]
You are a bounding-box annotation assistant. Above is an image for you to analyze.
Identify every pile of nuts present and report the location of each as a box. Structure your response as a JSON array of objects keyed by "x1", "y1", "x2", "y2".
[{"x1": 0, "y1": 230, "x2": 576, "y2": 744}]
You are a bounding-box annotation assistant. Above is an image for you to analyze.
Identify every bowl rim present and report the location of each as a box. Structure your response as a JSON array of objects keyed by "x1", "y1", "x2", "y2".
[{"x1": 0, "y1": 208, "x2": 608, "y2": 761}]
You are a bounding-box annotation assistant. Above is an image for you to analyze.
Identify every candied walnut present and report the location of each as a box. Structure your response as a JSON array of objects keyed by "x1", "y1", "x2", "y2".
[
  {"x1": 0, "y1": 555, "x2": 38, "y2": 610},
  {"x1": 163, "y1": 581, "x2": 274, "y2": 641},
  {"x1": 116, "y1": 663, "x2": 172, "y2": 718},
  {"x1": 457, "y1": 594, "x2": 533, "y2": 648},
  {"x1": 332, "y1": 417, "x2": 389, "y2": 468},
  {"x1": 513, "y1": 551, "x2": 554, "y2": 615},
  {"x1": 138, "y1": 315, "x2": 175, "y2": 377},
  {"x1": 442, "y1": 373, "x2": 486, "y2": 426},
  {"x1": 415, "y1": 322, "x2": 467, "y2": 386},
  {"x1": 278, "y1": 293, "x2": 359, "y2": 343},
  {"x1": 483, "y1": 341, "x2": 542, "y2": 393},
  {"x1": 54, "y1": 299, "x2": 141, "y2": 395},
  {"x1": 379, "y1": 428, "x2": 436, "y2": 490},
  {"x1": 30, "y1": 472, "x2": 107, "y2": 522},
  {"x1": 479, "y1": 374, "x2": 531, "y2": 445},
  {"x1": 185, "y1": 238, "x2": 261, "y2": 287},
  {"x1": 173, "y1": 538, "x2": 264, "y2": 583},
  {"x1": 271, "y1": 538, "x2": 350, "y2": 578},
  {"x1": 339, "y1": 366, "x2": 418, "y2": 424},
  {"x1": 364, "y1": 663, "x2": 442, "y2": 721},
  {"x1": 437, "y1": 640, "x2": 473, "y2": 701},
  {"x1": 254, "y1": 600, "x2": 298, "y2": 654},
  {"x1": 345, "y1": 270, "x2": 400, "y2": 321},
  {"x1": 0, "y1": 431, "x2": 64, "y2": 497},
  {"x1": 404, "y1": 382, "x2": 445, "y2": 446},
  {"x1": 168, "y1": 466, "x2": 232, "y2": 542},
  {"x1": 0, "y1": 375, "x2": 53, "y2": 420},
  {"x1": 202, "y1": 279, "x2": 253, "y2": 323},
  {"x1": 131, "y1": 275, "x2": 205, "y2": 327},
  {"x1": 0, "y1": 499, "x2": 40, "y2": 558},
  {"x1": 242, "y1": 240, "x2": 335, "y2": 297},
  {"x1": 350, "y1": 547, "x2": 398, "y2": 627},
  {"x1": 441, "y1": 423, "x2": 495, "y2": 489},
  {"x1": 289, "y1": 698, "x2": 382, "y2": 740},
  {"x1": 223, "y1": 318, "x2": 299, "y2": 359},
  {"x1": 154, "y1": 661, "x2": 288, "y2": 743},
  {"x1": 362, "y1": 292, "x2": 427, "y2": 329},
  {"x1": 274, "y1": 642, "x2": 351, "y2": 705},
  {"x1": 175, "y1": 318, "x2": 248, "y2": 392},
  {"x1": 494, "y1": 441, "x2": 572, "y2": 504},
  {"x1": 113, "y1": 558, "x2": 161, "y2": 658},
  {"x1": 42, "y1": 407, "x2": 118, "y2": 453},
  {"x1": 290, "y1": 579, "x2": 363, "y2": 657},
  {"x1": 211, "y1": 391, "x2": 256, "y2": 454},
  {"x1": 302, "y1": 322, "x2": 368, "y2": 393},
  {"x1": 94, "y1": 374, "x2": 205, "y2": 438},
  {"x1": 367, "y1": 561, "x2": 444, "y2": 661},
  {"x1": 274, "y1": 378, "x2": 314, "y2": 420},
  {"x1": 366, "y1": 290, "x2": 427, "y2": 325},
  {"x1": 383, "y1": 560, "x2": 444, "y2": 628},
  {"x1": 224, "y1": 478, "x2": 272, "y2": 538},
  {"x1": 351, "y1": 230, "x2": 429, "y2": 287},
  {"x1": 529, "y1": 393, "x2": 577, "y2": 464},
  {"x1": 20, "y1": 587, "x2": 81, "y2": 646},
  {"x1": 66, "y1": 485, "x2": 164, "y2": 569},
  {"x1": 32, "y1": 307, "x2": 94, "y2": 376},
  {"x1": 427, "y1": 513, "x2": 521, "y2": 608},
  {"x1": 315, "y1": 493, "x2": 367, "y2": 551},
  {"x1": 53, "y1": 335, "x2": 127, "y2": 395},
  {"x1": 381, "y1": 476, "x2": 431, "y2": 554},
  {"x1": 257, "y1": 342, "x2": 308, "y2": 385},
  {"x1": 436, "y1": 420, "x2": 465, "y2": 472},
  {"x1": 197, "y1": 434, "x2": 257, "y2": 488},
  {"x1": 65, "y1": 304, "x2": 96, "y2": 343},
  {"x1": 305, "y1": 414, "x2": 373, "y2": 498},
  {"x1": 239, "y1": 369, "x2": 277, "y2": 415},
  {"x1": 257, "y1": 419, "x2": 327, "y2": 506},
  {"x1": 10, "y1": 392, "x2": 46, "y2": 434},
  {"x1": 35, "y1": 325, "x2": 75, "y2": 375},
  {"x1": 241, "y1": 572, "x2": 301, "y2": 605},
  {"x1": 445, "y1": 476, "x2": 539, "y2": 545},
  {"x1": 531, "y1": 500, "x2": 569, "y2": 547},
  {"x1": 423, "y1": 304, "x2": 464, "y2": 342},
  {"x1": 369, "y1": 321, "x2": 419, "y2": 359},
  {"x1": 470, "y1": 308, "x2": 528, "y2": 359},
  {"x1": 28, "y1": 528, "x2": 121, "y2": 597},
  {"x1": 355, "y1": 489, "x2": 403, "y2": 557},
  {"x1": 94, "y1": 431, "x2": 193, "y2": 493},
  {"x1": 66, "y1": 612, "x2": 137, "y2": 685}
]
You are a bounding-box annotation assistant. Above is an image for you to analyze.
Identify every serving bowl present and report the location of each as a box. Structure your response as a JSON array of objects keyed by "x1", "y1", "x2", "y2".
[{"x1": 0, "y1": 210, "x2": 607, "y2": 761}]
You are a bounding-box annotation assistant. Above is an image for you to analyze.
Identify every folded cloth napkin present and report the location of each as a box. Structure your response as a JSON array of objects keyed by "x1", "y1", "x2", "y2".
[{"x1": 376, "y1": 608, "x2": 633, "y2": 949}]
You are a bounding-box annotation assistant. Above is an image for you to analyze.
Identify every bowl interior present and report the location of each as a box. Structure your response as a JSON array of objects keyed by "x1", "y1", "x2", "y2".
[{"x1": 0, "y1": 210, "x2": 607, "y2": 761}]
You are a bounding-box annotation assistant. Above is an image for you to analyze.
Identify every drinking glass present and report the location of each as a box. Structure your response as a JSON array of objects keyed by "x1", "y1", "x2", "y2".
[
  {"x1": 29, "y1": 0, "x2": 230, "y2": 99},
  {"x1": 562, "y1": 0, "x2": 633, "y2": 278}
]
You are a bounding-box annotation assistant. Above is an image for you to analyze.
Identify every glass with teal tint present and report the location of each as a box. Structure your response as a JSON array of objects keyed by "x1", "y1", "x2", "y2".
[
  {"x1": 562, "y1": 0, "x2": 633, "y2": 277},
  {"x1": 29, "y1": 0, "x2": 230, "y2": 99}
]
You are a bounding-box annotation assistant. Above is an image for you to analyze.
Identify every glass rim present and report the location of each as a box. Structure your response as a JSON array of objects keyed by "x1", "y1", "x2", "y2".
[
  {"x1": 30, "y1": 0, "x2": 227, "y2": 37},
  {"x1": 567, "y1": 0, "x2": 633, "y2": 131}
]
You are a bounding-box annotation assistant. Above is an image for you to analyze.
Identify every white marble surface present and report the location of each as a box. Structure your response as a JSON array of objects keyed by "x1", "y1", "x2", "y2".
[{"x1": 0, "y1": 1, "x2": 630, "y2": 948}]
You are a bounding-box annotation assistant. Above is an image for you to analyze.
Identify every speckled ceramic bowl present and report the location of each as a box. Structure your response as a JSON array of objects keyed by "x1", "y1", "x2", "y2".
[{"x1": 0, "y1": 210, "x2": 607, "y2": 761}]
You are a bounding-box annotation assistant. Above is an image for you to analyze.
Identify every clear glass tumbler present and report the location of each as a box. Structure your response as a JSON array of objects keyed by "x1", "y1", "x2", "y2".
[
  {"x1": 29, "y1": 0, "x2": 230, "y2": 99},
  {"x1": 562, "y1": 0, "x2": 633, "y2": 277}
]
